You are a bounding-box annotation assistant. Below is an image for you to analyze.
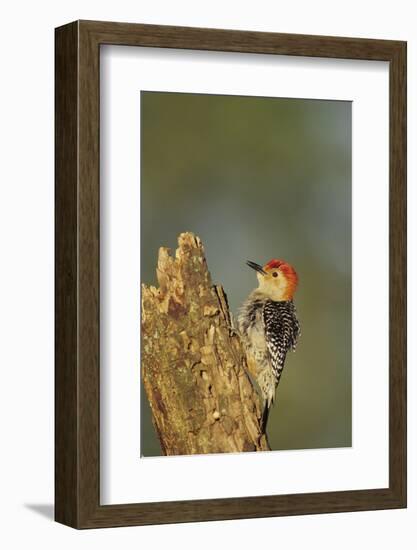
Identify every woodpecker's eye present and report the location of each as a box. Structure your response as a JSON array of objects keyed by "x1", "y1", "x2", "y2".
[{"x1": 272, "y1": 272, "x2": 278, "y2": 278}]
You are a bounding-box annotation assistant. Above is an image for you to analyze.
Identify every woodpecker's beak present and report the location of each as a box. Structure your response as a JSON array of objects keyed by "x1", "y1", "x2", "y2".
[{"x1": 246, "y1": 260, "x2": 266, "y2": 275}]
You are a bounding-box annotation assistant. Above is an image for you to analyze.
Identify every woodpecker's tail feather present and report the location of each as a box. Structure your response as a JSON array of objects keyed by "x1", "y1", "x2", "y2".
[
  {"x1": 257, "y1": 368, "x2": 276, "y2": 409},
  {"x1": 261, "y1": 403, "x2": 271, "y2": 432},
  {"x1": 256, "y1": 369, "x2": 276, "y2": 433}
]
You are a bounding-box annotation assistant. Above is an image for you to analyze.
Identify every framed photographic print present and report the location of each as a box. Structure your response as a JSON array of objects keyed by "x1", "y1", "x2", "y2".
[{"x1": 55, "y1": 20, "x2": 406, "y2": 528}]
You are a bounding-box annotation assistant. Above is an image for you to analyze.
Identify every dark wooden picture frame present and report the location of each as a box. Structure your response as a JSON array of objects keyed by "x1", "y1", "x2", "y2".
[{"x1": 55, "y1": 20, "x2": 407, "y2": 529}]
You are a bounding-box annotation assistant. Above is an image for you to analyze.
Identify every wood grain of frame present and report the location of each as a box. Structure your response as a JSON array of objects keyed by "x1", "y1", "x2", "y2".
[{"x1": 55, "y1": 20, "x2": 407, "y2": 529}]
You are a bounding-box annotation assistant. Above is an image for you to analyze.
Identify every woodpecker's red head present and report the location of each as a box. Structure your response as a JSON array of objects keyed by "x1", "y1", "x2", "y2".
[{"x1": 246, "y1": 258, "x2": 298, "y2": 301}]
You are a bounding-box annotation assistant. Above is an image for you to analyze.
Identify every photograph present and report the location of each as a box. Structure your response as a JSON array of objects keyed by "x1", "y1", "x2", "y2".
[{"x1": 140, "y1": 90, "x2": 352, "y2": 457}]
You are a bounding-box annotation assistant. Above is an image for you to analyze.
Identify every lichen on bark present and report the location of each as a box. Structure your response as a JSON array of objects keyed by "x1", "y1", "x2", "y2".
[{"x1": 141, "y1": 232, "x2": 270, "y2": 455}]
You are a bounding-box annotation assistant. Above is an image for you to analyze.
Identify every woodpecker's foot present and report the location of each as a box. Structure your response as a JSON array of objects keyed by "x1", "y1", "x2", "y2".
[
  {"x1": 226, "y1": 313, "x2": 240, "y2": 336},
  {"x1": 228, "y1": 325, "x2": 241, "y2": 338}
]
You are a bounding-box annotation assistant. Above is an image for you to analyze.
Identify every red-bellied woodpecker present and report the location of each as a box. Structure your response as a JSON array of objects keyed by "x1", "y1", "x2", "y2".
[{"x1": 238, "y1": 259, "x2": 300, "y2": 429}]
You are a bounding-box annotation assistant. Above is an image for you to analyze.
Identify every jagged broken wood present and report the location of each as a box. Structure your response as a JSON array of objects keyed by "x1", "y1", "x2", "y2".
[{"x1": 141, "y1": 232, "x2": 270, "y2": 455}]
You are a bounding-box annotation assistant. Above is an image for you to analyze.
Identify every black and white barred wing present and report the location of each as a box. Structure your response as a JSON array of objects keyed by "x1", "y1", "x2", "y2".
[
  {"x1": 291, "y1": 305, "x2": 301, "y2": 350},
  {"x1": 262, "y1": 300, "x2": 300, "y2": 382}
]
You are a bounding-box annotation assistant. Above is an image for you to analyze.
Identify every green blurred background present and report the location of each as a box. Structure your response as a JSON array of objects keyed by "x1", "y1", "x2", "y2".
[{"x1": 140, "y1": 91, "x2": 352, "y2": 456}]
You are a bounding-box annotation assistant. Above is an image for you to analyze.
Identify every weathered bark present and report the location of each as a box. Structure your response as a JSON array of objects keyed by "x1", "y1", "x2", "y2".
[{"x1": 141, "y1": 232, "x2": 270, "y2": 455}]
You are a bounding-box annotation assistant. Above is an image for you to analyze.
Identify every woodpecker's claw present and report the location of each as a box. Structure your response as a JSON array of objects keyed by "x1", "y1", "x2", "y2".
[
  {"x1": 226, "y1": 313, "x2": 240, "y2": 337},
  {"x1": 227, "y1": 322, "x2": 241, "y2": 338}
]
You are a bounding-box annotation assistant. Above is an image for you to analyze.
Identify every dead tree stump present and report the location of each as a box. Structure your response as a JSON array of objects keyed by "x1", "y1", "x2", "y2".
[{"x1": 141, "y1": 232, "x2": 270, "y2": 455}]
